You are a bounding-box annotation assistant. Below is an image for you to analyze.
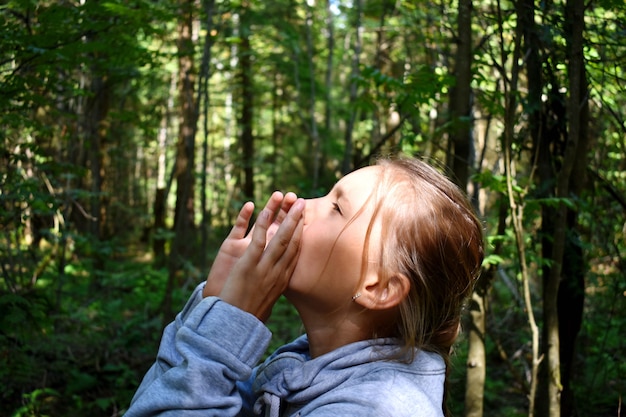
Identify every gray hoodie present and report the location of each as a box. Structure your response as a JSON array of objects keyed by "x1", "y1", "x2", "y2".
[{"x1": 126, "y1": 283, "x2": 445, "y2": 417}]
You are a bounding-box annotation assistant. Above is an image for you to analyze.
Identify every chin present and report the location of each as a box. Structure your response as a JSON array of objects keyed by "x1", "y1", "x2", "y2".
[{"x1": 283, "y1": 276, "x2": 310, "y2": 304}]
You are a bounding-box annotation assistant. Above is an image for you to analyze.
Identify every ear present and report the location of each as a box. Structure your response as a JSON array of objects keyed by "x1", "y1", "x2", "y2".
[{"x1": 355, "y1": 273, "x2": 411, "y2": 310}]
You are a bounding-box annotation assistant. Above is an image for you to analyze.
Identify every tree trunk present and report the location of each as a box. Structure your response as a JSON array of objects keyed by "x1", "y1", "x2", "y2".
[
  {"x1": 239, "y1": 7, "x2": 254, "y2": 200},
  {"x1": 87, "y1": 78, "x2": 103, "y2": 242},
  {"x1": 522, "y1": 0, "x2": 542, "y2": 174},
  {"x1": 341, "y1": 0, "x2": 362, "y2": 175},
  {"x1": 153, "y1": 73, "x2": 177, "y2": 268},
  {"x1": 558, "y1": 31, "x2": 589, "y2": 416},
  {"x1": 305, "y1": 2, "x2": 320, "y2": 190},
  {"x1": 499, "y1": 0, "x2": 541, "y2": 413},
  {"x1": 526, "y1": 0, "x2": 556, "y2": 412},
  {"x1": 465, "y1": 291, "x2": 486, "y2": 417},
  {"x1": 534, "y1": 68, "x2": 563, "y2": 417},
  {"x1": 164, "y1": 0, "x2": 198, "y2": 323},
  {"x1": 221, "y1": 14, "x2": 238, "y2": 225},
  {"x1": 542, "y1": 0, "x2": 586, "y2": 415},
  {"x1": 84, "y1": 74, "x2": 111, "y2": 276},
  {"x1": 370, "y1": 3, "x2": 389, "y2": 154},
  {"x1": 449, "y1": 0, "x2": 473, "y2": 187},
  {"x1": 81, "y1": 75, "x2": 110, "y2": 243},
  {"x1": 440, "y1": 1, "x2": 485, "y2": 415},
  {"x1": 324, "y1": 0, "x2": 335, "y2": 167},
  {"x1": 198, "y1": 0, "x2": 216, "y2": 272}
]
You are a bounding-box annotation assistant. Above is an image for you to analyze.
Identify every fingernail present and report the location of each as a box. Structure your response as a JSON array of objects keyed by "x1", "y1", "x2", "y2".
[{"x1": 294, "y1": 198, "x2": 305, "y2": 212}]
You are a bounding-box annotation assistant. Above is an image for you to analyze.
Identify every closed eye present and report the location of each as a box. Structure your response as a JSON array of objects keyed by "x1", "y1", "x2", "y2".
[{"x1": 332, "y1": 202, "x2": 342, "y2": 215}]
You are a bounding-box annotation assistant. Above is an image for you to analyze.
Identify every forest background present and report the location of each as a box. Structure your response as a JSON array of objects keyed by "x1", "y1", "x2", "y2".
[{"x1": 1, "y1": 0, "x2": 624, "y2": 416}]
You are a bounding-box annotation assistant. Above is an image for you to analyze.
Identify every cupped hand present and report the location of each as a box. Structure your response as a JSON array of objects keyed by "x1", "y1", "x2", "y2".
[
  {"x1": 218, "y1": 197, "x2": 305, "y2": 321},
  {"x1": 203, "y1": 191, "x2": 300, "y2": 298}
]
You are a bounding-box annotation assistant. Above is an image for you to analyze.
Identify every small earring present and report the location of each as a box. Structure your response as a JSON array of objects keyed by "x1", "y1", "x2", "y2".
[{"x1": 352, "y1": 293, "x2": 361, "y2": 301}]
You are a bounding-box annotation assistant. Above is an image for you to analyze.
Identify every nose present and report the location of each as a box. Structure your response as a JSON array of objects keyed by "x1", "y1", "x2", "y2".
[{"x1": 303, "y1": 197, "x2": 321, "y2": 226}]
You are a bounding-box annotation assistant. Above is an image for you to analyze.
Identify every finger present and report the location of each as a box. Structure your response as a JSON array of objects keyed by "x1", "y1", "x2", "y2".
[
  {"x1": 266, "y1": 192, "x2": 297, "y2": 243},
  {"x1": 226, "y1": 201, "x2": 255, "y2": 240},
  {"x1": 244, "y1": 206, "x2": 274, "y2": 261},
  {"x1": 262, "y1": 198, "x2": 305, "y2": 263},
  {"x1": 263, "y1": 191, "x2": 285, "y2": 221},
  {"x1": 248, "y1": 191, "x2": 284, "y2": 238},
  {"x1": 263, "y1": 200, "x2": 304, "y2": 296},
  {"x1": 273, "y1": 192, "x2": 298, "y2": 225},
  {"x1": 282, "y1": 216, "x2": 304, "y2": 279},
  {"x1": 280, "y1": 205, "x2": 304, "y2": 271}
]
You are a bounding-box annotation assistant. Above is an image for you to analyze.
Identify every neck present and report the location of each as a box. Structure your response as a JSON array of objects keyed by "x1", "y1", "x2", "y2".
[
  {"x1": 286, "y1": 294, "x2": 382, "y2": 358},
  {"x1": 303, "y1": 317, "x2": 368, "y2": 358}
]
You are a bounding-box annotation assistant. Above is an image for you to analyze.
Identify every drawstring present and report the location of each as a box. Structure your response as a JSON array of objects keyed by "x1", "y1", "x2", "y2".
[
  {"x1": 254, "y1": 392, "x2": 282, "y2": 417},
  {"x1": 265, "y1": 394, "x2": 281, "y2": 417}
]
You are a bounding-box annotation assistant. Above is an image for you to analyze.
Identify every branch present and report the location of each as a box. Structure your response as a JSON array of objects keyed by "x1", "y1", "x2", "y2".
[
  {"x1": 587, "y1": 167, "x2": 626, "y2": 211},
  {"x1": 356, "y1": 114, "x2": 408, "y2": 167}
]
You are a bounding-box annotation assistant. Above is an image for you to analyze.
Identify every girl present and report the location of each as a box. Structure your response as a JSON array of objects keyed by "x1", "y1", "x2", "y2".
[{"x1": 126, "y1": 156, "x2": 484, "y2": 417}]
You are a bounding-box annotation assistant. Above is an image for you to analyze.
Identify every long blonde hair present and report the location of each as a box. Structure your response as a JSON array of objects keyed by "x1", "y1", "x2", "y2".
[
  {"x1": 359, "y1": 157, "x2": 483, "y2": 415},
  {"x1": 371, "y1": 157, "x2": 484, "y2": 356}
]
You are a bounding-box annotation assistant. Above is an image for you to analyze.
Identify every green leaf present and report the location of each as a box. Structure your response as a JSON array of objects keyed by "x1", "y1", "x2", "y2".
[{"x1": 482, "y1": 254, "x2": 505, "y2": 266}]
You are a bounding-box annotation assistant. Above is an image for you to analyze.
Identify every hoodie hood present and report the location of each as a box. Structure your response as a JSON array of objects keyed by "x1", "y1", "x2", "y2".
[{"x1": 252, "y1": 335, "x2": 445, "y2": 416}]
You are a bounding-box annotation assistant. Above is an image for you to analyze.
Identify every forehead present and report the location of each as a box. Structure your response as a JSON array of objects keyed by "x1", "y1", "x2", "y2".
[
  {"x1": 337, "y1": 165, "x2": 383, "y2": 190},
  {"x1": 332, "y1": 166, "x2": 384, "y2": 214}
]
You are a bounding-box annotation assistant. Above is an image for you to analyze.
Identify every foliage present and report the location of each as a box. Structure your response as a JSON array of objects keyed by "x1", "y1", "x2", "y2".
[
  {"x1": 1, "y1": 0, "x2": 625, "y2": 415},
  {"x1": 0, "y1": 248, "x2": 170, "y2": 415}
]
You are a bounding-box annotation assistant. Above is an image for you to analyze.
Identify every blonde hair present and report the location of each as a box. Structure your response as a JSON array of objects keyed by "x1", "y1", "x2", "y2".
[{"x1": 370, "y1": 157, "x2": 484, "y2": 357}]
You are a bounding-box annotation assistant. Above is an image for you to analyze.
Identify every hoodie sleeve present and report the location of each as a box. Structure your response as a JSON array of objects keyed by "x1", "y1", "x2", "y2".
[{"x1": 125, "y1": 283, "x2": 272, "y2": 417}]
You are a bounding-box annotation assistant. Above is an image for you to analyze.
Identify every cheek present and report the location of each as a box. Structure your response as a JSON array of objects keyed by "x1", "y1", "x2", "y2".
[
  {"x1": 290, "y1": 227, "x2": 365, "y2": 295},
  {"x1": 289, "y1": 227, "x2": 332, "y2": 288},
  {"x1": 326, "y1": 238, "x2": 366, "y2": 284}
]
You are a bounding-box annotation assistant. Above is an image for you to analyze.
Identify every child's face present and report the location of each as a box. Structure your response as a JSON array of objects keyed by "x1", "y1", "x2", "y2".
[{"x1": 286, "y1": 165, "x2": 383, "y2": 310}]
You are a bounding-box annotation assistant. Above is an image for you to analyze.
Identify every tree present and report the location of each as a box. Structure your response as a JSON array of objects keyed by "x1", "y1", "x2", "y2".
[
  {"x1": 537, "y1": 0, "x2": 588, "y2": 414},
  {"x1": 1, "y1": 1, "x2": 625, "y2": 415},
  {"x1": 239, "y1": 3, "x2": 255, "y2": 200},
  {"x1": 341, "y1": 0, "x2": 363, "y2": 174},
  {"x1": 165, "y1": 0, "x2": 199, "y2": 322}
]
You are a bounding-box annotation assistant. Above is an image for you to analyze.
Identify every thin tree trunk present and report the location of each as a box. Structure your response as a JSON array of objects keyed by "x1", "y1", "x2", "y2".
[
  {"x1": 465, "y1": 292, "x2": 486, "y2": 417},
  {"x1": 498, "y1": 0, "x2": 541, "y2": 414},
  {"x1": 542, "y1": 0, "x2": 585, "y2": 414},
  {"x1": 440, "y1": 1, "x2": 486, "y2": 415},
  {"x1": 85, "y1": 75, "x2": 110, "y2": 242},
  {"x1": 198, "y1": 0, "x2": 216, "y2": 272},
  {"x1": 88, "y1": 104, "x2": 102, "y2": 241},
  {"x1": 304, "y1": 2, "x2": 320, "y2": 190},
  {"x1": 449, "y1": 0, "x2": 473, "y2": 186},
  {"x1": 85, "y1": 74, "x2": 111, "y2": 277},
  {"x1": 165, "y1": 0, "x2": 198, "y2": 324},
  {"x1": 324, "y1": 0, "x2": 334, "y2": 160},
  {"x1": 527, "y1": 0, "x2": 559, "y2": 413},
  {"x1": 239, "y1": 7, "x2": 254, "y2": 200},
  {"x1": 558, "y1": 19, "x2": 589, "y2": 414},
  {"x1": 341, "y1": 0, "x2": 362, "y2": 175},
  {"x1": 153, "y1": 73, "x2": 177, "y2": 267},
  {"x1": 370, "y1": 4, "x2": 389, "y2": 151},
  {"x1": 270, "y1": 72, "x2": 279, "y2": 190},
  {"x1": 221, "y1": 14, "x2": 238, "y2": 225}
]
